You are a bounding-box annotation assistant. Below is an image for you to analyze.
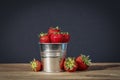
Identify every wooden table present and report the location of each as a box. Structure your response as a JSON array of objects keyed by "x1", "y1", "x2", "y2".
[{"x1": 0, "y1": 63, "x2": 120, "y2": 80}]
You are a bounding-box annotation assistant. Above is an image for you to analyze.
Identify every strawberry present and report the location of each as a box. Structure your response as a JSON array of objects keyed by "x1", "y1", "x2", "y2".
[
  {"x1": 48, "y1": 26, "x2": 60, "y2": 36},
  {"x1": 76, "y1": 54, "x2": 91, "y2": 70},
  {"x1": 30, "y1": 58, "x2": 42, "y2": 72},
  {"x1": 62, "y1": 32, "x2": 70, "y2": 43},
  {"x1": 39, "y1": 32, "x2": 50, "y2": 43},
  {"x1": 64, "y1": 57, "x2": 78, "y2": 72},
  {"x1": 60, "y1": 57, "x2": 65, "y2": 71},
  {"x1": 50, "y1": 32, "x2": 63, "y2": 43}
]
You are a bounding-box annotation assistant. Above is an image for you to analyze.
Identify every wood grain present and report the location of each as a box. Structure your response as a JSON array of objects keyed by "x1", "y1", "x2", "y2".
[{"x1": 0, "y1": 63, "x2": 120, "y2": 80}]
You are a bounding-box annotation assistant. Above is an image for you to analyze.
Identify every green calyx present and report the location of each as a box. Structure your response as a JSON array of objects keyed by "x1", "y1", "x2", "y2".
[
  {"x1": 61, "y1": 32, "x2": 69, "y2": 35},
  {"x1": 49, "y1": 26, "x2": 60, "y2": 30},
  {"x1": 81, "y1": 54, "x2": 91, "y2": 66},
  {"x1": 65, "y1": 57, "x2": 76, "y2": 70},
  {"x1": 65, "y1": 32, "x2": 69, "y2": 35},
  {"x1": 30, "y1": 58, "x2": 37, "y2": 71},
  {"x1": 38, "y1": 32, "x2": 47, "y2": 37},
  {"x1": 53, "y1": 32, "x2": 61, "y2": 34},
  {"x1": 55, "y1": 26, "x2": 59, "y2": 30}
]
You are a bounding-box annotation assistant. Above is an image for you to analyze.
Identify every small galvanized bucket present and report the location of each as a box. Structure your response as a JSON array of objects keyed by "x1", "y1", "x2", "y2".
[{"x1": 39, "y1": 43, "x2": 67, "y2": 72}]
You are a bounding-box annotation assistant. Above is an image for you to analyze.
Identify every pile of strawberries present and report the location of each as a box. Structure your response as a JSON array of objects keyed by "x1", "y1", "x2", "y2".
[
  {"x1": 39, "y1": 26, "x2": 70, "y2": 43},
  {"x1": 61, "y1": 54, "x2": 91, "y2": 72},
  {"x1": 30, "y1": 54, "x2": 91, "y2": 72}
]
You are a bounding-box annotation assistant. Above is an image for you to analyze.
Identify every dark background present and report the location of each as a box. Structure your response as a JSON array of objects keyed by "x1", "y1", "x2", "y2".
[{"x1": 0, "y1": 0, "x2": 120, "y2": 63}]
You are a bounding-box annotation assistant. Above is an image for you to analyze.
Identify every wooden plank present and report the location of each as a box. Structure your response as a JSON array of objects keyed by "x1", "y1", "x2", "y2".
[{"x1": 0, "y1": 63, "x2": 120, "y2": 80}]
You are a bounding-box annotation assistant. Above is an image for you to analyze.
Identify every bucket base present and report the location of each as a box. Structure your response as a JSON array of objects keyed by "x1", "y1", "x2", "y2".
[{"x1": 42, "y1": 57, "x2": 62, "y2": 72}]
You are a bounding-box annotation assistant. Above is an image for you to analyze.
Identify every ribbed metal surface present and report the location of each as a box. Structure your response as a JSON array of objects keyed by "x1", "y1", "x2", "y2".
[{"x1": 40, "y1": 43, "x2": 67, "y2": 72}]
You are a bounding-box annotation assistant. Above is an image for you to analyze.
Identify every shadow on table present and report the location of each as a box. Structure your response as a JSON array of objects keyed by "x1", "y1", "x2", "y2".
[{"x1": 88, "y1": 63, "x2": 120, "y2": 71}]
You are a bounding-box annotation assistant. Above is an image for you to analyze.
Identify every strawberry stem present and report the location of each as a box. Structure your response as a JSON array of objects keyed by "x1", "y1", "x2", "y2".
[
  {"x1": 66, "y1": 32, "x2": 69, "y2": 34},
  {"x1": 39, "y1": 32, "x2": 47, "y2": 37},
  {"x1": 81, "y1": 54, "x2": 91, "y2": 66},
  {"x1": 30, "y1": 58, "x2": 37, "y2": 71},
  {"x1": 65, "y1": 57, "x2": 75, "y2": 70},
  {"x1": 56, "y1": 26, "x2": 59, "y2": 29}
]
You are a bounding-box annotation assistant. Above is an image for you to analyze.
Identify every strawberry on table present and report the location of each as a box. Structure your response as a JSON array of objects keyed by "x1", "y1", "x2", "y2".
[
  {"x1": 39, "y1": 32, "x2": 50, "y2": 43},
  {"x1": 48, "y1": 26, "x2": 60, "y2": 36},
  {"x1": 50, "y1": 32, "x2": 63, "y2": 43},
  {"x1": 64, "y1": 57, "x2": 78, "y2": 72},
  {"x1": 30, "y1": 58, "x2": 42, "y2": 72},
  {"x1": 76, "y1": 54, "x2": 91, "y2": 70},
  {"x1": 60, "y1": 57, "x2": 65, "y2": 71}
]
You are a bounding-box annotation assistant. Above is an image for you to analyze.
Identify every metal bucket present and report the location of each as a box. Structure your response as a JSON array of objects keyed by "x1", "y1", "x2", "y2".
[{"x1": 39, "y1": 43, "x2": 67, "y2": 72}]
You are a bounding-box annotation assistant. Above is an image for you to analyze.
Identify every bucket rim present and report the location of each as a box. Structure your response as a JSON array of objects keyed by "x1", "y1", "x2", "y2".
[{"x1": 38, "y1": 42, "x2": 68, "y2": 44}]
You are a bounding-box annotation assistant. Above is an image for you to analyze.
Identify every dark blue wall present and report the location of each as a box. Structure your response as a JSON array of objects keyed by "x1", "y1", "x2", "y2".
[{"x1": 0, "y1": 0, "x2": 120, "y2": 63}]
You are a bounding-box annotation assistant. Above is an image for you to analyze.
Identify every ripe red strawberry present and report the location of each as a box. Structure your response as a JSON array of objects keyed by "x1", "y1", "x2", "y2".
[
  {"x1": 50, "y1": 32, "x2": 63, "y2": 43},
  {"x1": 39, "y1": 32, "x2": 50, "y2": 43},
  {"x1": 64, "y1": 57, "x2": 78, "y2": 72},
  {"x1": 48, "y1": 26, "x2": 60, "y2": 36},
  {"x1": 30, "y1": 59, "x2": 42, "y2": 72},
  {"x1": 76, "y1": 54, "x2": 91, "y2": 70},
  {"x1": 60, "y1": 57, "x2": 65, "y2": 71},
  {"x1": 62, "y1": 32, "x2": 70, "y2": 43}
]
